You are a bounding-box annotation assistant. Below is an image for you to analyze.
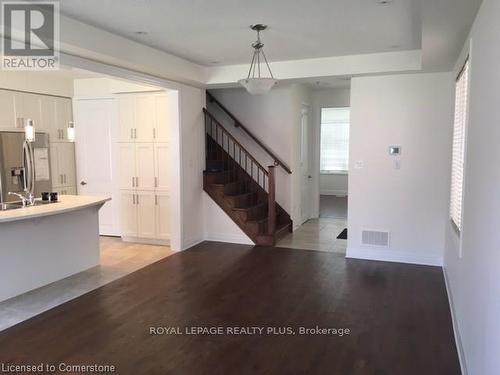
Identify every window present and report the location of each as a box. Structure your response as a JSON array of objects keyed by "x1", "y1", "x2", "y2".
[
  {"x1": 450, "y1": 59, "x2": 470, "y2": 232},
  {"x1": 320, "y1": 107, "x2": 350, "y2": 173}
]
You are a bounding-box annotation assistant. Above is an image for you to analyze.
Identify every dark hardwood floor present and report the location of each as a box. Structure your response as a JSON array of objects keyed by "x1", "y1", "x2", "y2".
[{"x1": 0, "y1": 242, "x2": 460, "y2": 375}]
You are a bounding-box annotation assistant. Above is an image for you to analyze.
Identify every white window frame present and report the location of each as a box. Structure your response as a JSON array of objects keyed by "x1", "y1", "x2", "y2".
[
  {"x1": 320, "y1": 107, "x2": 350, "y2": 175},
  {"x1": 450, "y1": 58, "x2": 470, "y2": 234}
]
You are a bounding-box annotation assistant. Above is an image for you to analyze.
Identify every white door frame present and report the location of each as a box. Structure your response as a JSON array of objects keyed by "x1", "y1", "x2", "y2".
[
  {"x1": 299, "y1": 103, "x2": 313, "y2": 225},
  {"x1": 60, "y1": 53, "x2": 184, "y2": 251}
]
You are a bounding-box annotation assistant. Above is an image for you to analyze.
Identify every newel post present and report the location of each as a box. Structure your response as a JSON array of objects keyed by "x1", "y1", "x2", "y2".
[{"x1": 268, "y1": 165, "x2": 276, "y2": 236}]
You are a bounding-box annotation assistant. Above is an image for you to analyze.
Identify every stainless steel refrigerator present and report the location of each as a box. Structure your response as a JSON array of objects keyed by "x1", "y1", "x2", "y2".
[{"x1": 0, "y1": 132, "x2": 51, "y2": 204}]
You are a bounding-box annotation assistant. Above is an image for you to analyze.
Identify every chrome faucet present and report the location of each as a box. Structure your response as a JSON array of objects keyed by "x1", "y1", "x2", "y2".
[{"x1": 8, "y1": 191, "x2": 35, "y2": 207}]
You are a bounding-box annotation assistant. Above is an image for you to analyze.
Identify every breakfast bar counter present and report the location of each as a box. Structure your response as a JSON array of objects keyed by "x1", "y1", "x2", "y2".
[{"x1": 0, "y1": 195, "x2": 110, "y2": 302}]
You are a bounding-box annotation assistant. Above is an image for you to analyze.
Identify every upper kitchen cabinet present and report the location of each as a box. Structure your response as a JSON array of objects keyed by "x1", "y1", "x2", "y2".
[
  {"x1": 0, "y1": 90, "x2": 17, "y2": 130},
  {"x1": 21, "y1": 93, "x2": 43, "y2": 132},
  {"x1": 134, "y1": 95, "x2": 155, "y2": 142},
  {"x1": 40, "y1": 95, "x2": 56, "y2": 136},
  {"x1": 53, "y1": 97, "x2": 73, "y2": 142},
  {"x1": 154, "y1": 95, "x2": 168, "y2": 142},
  {"x1": 117, "y1": 93, "x2": 169, "y2": 143},
  {"x1": 118, "y1": 95, "x2": 135, "y2": 142}
]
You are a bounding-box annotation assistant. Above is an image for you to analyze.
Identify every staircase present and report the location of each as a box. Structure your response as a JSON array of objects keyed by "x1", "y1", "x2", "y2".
[{"x1": 203, "y1": 94, "x2": 293, "y2": 246}]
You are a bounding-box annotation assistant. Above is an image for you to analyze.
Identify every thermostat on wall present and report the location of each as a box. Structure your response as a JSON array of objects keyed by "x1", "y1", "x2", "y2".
[{"x1": 388, "y1": 146, "x2": 401, "y2": 155}]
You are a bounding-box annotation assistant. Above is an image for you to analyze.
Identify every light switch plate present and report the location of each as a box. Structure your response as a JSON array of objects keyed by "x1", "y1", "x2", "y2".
[{"x1": 354, "y1": 161, "x2": 365, "y2": 169}]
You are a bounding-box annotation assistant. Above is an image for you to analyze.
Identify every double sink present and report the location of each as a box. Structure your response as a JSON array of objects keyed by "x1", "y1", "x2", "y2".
[{"x1": 0, "y1": 200, "x2": 57, "y2": 211}]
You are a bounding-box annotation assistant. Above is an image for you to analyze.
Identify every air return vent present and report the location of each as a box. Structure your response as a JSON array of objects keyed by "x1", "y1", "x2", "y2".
[{"x1": 361, "y1": 230, "x2": 390, "y2": 247}]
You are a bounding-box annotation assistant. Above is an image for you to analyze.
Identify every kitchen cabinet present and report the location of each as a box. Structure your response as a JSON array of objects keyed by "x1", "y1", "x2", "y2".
[
  {"x1": 154, "y1": 95, "x2": 168, "y2": 142},
  {"x1": 40, "y1": 95, "x2": 56, "y2": 135},
  {"x1": 118, "y1": 92, "x2": 170, "y2": 243},
  {"x1": 117, "y1": 93, "x2": 168, "y2": 142},
  {"x1": 135, "y1": 96, "x2": 155, "y2": 142},
  {"x1": 118, "y1": 143, "x2": 155, "y2": 190},
  {"x1": 118, "y1": 95, "x2": 135, "y2": 141},
  {"x1": 120, "y1": 191, "x2": 138, "y2": 237},
  {"x1": 118, "y1": 143, "x2": 156, "y2": 190},
  {"x1": 50, "y1": 142, "x2": 76, "y2": 188},
  {"x1": 56, "y1": 186, "x2": 77, "y2": 195},
  {"x1": 21, "y1": 93, "x2": 43, "y2": 131},
  {"x1": 136, "y1": 191, "x2": 156, "y2": 238},
  {"x1": 154, "y1": 143, "x2": 169, "y2": 191},
  {"x1": 136, "y1": 143, "x2": 155, "y2": 190},
  {"x1": 0, "y1": 90, "x2": 16, "y2": 130},
  {"x1": 155, "y1": 192, "x2": 170, "y2": 240},
  {"x1": 53, "y1": 97, "x2": 72, "y2": 141},
  {"x1": 118, "y1": 143, "x2": 136, "y2": 189},
  {"x1": 120, "y1": 190, "x2": 169, "y2": 240}
]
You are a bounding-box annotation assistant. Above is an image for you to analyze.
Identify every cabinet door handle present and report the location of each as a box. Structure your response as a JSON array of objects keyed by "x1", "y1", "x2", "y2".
[
  {"x1": 132, "y1": 194, "x2": 135, "y2": 205},
  {"x1": 132, "y1": 176, "x2": 135, "y2": 187},
  {"x1": 154, "y1": 177, "x2": 158, "y2": 188},
  {"x1": 153, "y1": 128, "x2": 156, "y2": 139},
  {"x1": 155, "y1": 194, "x2": 158, "y2": 205},
  {"x1": 135, "y1": 176, "x2": 139, "y2": 187},
  {"x1": 136, "y1": 194, "x2": 139, "y2": 205},
  {"x1": 60, "y1": 174, "x2": 63, "y2": 184},
  {"x1": 130, "y1": 128, "x2": 134, "y2": 139},
  {"x1": 64, "y1": 174, "x2": 66, "y2": 184}
]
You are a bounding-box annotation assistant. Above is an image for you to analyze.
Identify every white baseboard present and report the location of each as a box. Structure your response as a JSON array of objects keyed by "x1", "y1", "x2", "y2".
[
  {"x1": 122, "y1": 236, "x2": 170, "y2": 246},
  {"x1": 443, "y1": 267, "x2": 467, "y2": 375},
  {"x1": 204, "y1": 233, "x2": 254, "y2": 245},
  {"x1": 320, "y1": 189, "x2": 348, "y2": 196},
  {"x1": 181, "y1": 237, "x2": 205, "y2": 251},
  {"x1": 346, "y1": 246, "x2": 443, "y2": 266}
]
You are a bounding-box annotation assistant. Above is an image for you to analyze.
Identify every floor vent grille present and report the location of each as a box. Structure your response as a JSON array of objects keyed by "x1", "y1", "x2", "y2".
[{"x1": 361, "y1": 230, "x2": 390, "y2": 247}]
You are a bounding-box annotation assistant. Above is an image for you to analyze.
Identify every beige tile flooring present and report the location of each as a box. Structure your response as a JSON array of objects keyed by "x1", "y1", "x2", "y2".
[
  {"x1": 276, "y1": 217, "x2": 348, "y2": 253},
  {"x1": 0, "y1": 236, "x2": 174, "y2": 332}
]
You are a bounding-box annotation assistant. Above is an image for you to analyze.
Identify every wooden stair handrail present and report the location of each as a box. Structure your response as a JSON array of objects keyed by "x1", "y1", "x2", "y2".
[
  {"x1": 204, "y1": 108, "x2": 269, "y2": 176},
  {"x1": 206, "y1": 91, "x2": 292, "y2": 174}
]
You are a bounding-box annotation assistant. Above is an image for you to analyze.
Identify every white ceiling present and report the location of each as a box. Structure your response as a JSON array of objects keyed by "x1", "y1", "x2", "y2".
[{"x1": 58, "y1": 0, "x2": 422, "y2": 66}]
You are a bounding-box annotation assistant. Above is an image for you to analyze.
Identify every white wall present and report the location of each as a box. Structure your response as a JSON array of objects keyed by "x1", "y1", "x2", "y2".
[
  {"x1": 311, "y1": 88, "x2": 351, "y2": 212},
  {"x1": 73, "y1": 77, "x2": 160, "y2": 97},
  {"x1": 208, "y1": 84, "x2": 311, "y2": 230},
  {"x1": 444, "y1": 0, "x2": 500, "y2": 374},
  {"x1": 178, "y1": 85, "x2": 206, "y2": 249},
  {"x1": 348, "y1": 73, "x2": 454, "y2": 266},
  {"x1": 0, "y1": 71, "x2": 74, "y2": 97}
]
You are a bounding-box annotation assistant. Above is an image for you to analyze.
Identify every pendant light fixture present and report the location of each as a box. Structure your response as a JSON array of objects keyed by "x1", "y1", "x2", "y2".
[{"x1": 238, "y1": 24, "x2": 278, "y2": 95}]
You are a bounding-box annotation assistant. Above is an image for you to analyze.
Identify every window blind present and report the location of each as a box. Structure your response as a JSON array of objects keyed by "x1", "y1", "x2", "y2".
[
  {"x1": 320, "y1": 107, "x2": 350, "y2": 173},
  {"x1": 450, "y1": 60, "x2": 470, "y2": 231}
]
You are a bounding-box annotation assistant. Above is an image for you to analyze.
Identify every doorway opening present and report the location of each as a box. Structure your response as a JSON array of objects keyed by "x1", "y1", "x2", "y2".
[
  {"x1": 276, "y1": 97, "x2": 350, "y2": 254},
  {"x1": 319, "y1": 107, "x2": 349, "y2": 222}
]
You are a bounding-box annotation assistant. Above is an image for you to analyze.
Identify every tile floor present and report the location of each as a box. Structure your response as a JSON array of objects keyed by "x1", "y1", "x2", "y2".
[
  {"x1": 0, "y1": 236, "x2": 174, "y2": 332},
  {"x1": 276, "y1": 195, "x2": 348, "y2": 253}
]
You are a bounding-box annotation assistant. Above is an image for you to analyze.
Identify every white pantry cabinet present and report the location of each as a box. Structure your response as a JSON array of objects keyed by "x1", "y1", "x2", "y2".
[
  {"x1": 155, "y1": 192, "x2": 170, "y2": 240},
  {"x1": 117, "y1": 93, "x2": 169, "y2": 142},
  {"x1": 120, "y1": 190, "x2": 169, "y2": 240},
  {"x1": 154, "y1": 95, "x2": 169, "y2": 142},
  {"x1": 118, "y1": 92, "x2": 171, "y2": 244},
  {"x1": 154, "y1": 143, "x2": 169, "y2": 191},
  {"x1": 119, "y1": 143, "x2": 156, "y2": 190},
  {"x1": 136, "y1": 191, "x2": 156, "y2": 238},
  {"x1": 120, "y1": 191, "x2": 138, "y2": 237},
  {"x1": 50, "y1": 142, "x2": 76, "y2": 188}
]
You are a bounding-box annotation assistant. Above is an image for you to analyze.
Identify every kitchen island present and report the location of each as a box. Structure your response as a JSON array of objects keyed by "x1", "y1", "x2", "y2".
[{"x1": 0, "y1": 195, "x2": 110, "y2": 302}]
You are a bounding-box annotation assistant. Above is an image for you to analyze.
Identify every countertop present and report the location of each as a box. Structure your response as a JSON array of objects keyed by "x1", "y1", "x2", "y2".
[{"x1": 0, "y1": 195, "x2": 111, "y2": 224}]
